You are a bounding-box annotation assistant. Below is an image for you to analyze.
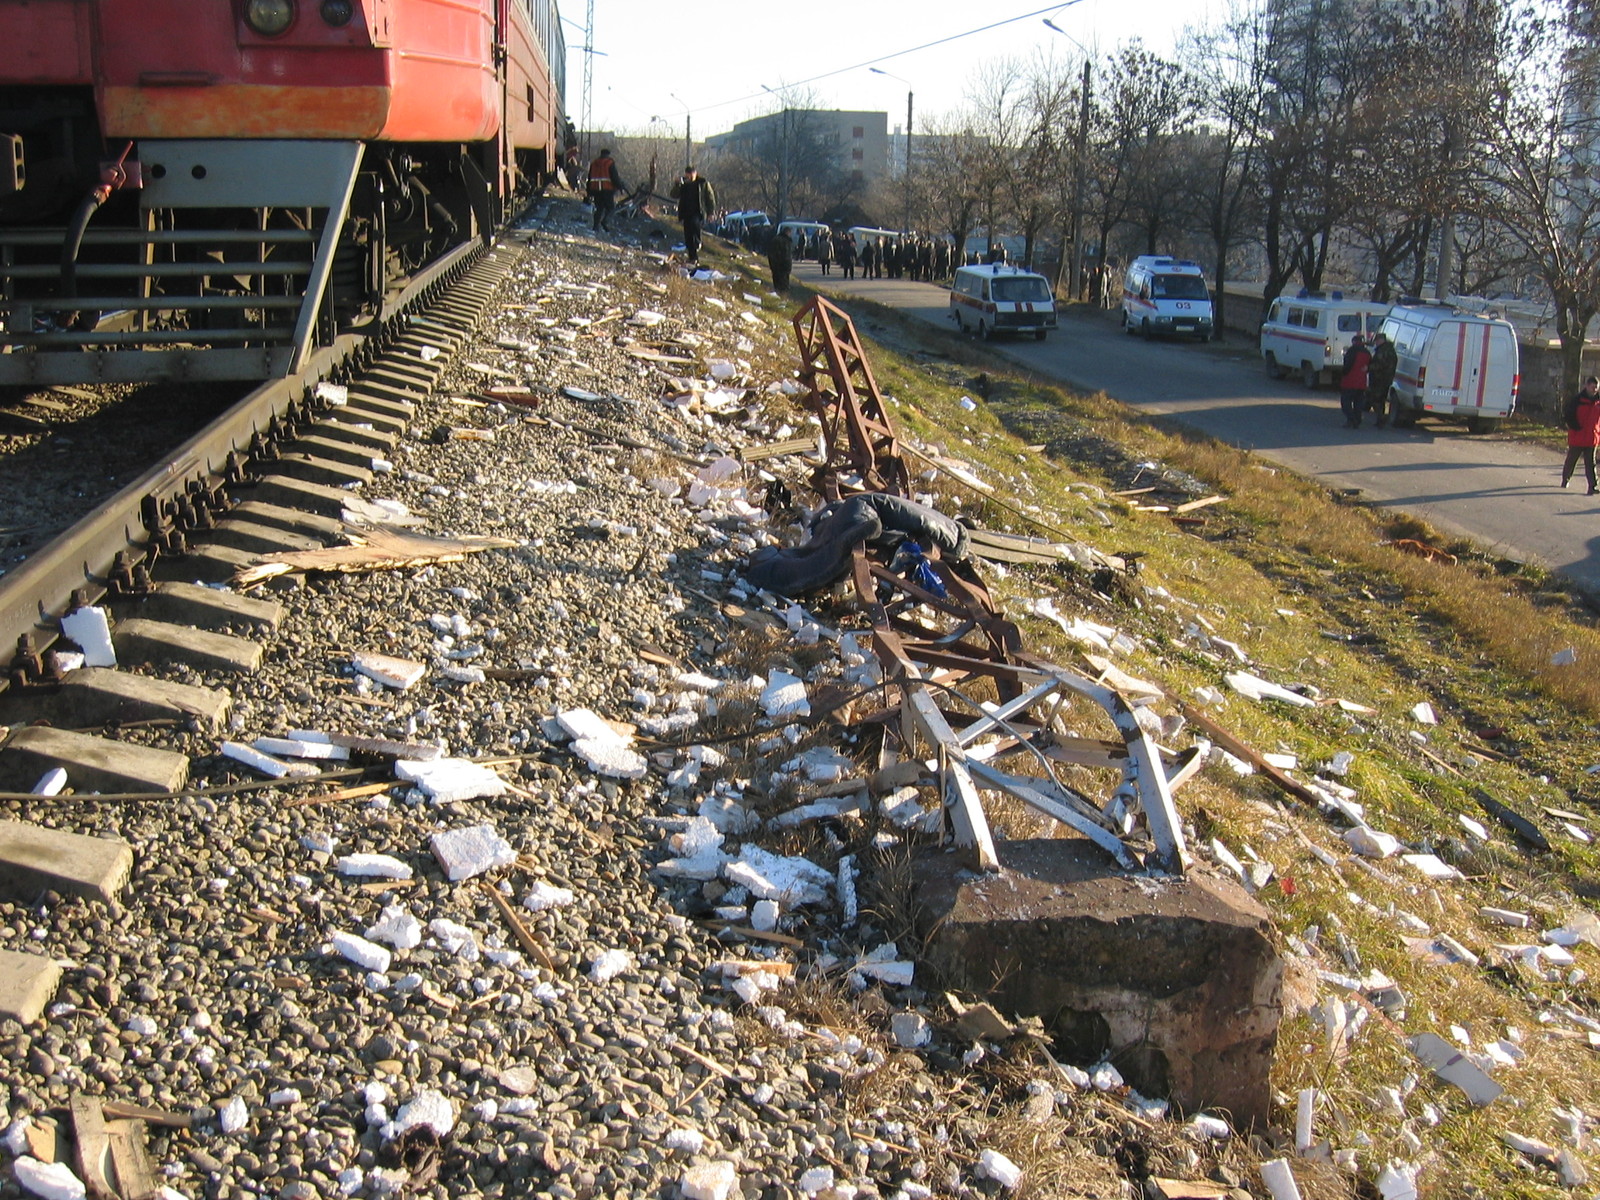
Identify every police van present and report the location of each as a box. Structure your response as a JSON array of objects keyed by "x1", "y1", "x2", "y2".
[
  {"x1": 1120, "y1": 256, "x2": 1213, "y2": 340},
  {"x1": 1260, "y1": 290, "x2": 1390, "y2": 388},
  {"x1": 1381, "y1": 302, "x2": 1520, "y2": 433},
  {"x1": 949, "y1": 263, "x2": 1057, "y2": 341}
]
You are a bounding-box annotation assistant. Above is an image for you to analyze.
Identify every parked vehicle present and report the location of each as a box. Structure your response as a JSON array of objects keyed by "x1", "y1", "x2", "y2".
[
  {"x1": 949, "y1": 263, "x2": 1057, "y2": 341},
  {"x1": 1260, "y1": 290, "x2": 1390, "y2": 388},
  {"x1": 719, "y1": 211, "x2": 771, "y2": 244},
  {"x1": 1121, "y1": 256, "x2": 1213, "y2": 340},
  {"x1": 1381, "y1": 302, "x2": 1520, "y2": 433},
  {"x1": 777, "y1": 220, "x2": 830, "y2": 258}
]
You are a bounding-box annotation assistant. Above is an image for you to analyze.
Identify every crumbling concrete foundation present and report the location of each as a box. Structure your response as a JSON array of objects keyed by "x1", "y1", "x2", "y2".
[{"x1": 913, "y1": 838, "x2": 1283, "y2": 1128}]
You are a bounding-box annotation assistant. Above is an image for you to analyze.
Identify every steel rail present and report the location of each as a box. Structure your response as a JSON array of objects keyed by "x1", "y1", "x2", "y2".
[{"x1": 0, "y1": 236, "x2": 485, "y2": 697}]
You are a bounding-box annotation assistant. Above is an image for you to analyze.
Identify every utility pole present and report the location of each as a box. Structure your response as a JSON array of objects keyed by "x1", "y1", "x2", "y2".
[
  {"x1": 1069, "y1": 57, "x2": 1091, "y2": 301},
  {"x1": 903, "y1": 89, "x2": 914, "y2": 232}
]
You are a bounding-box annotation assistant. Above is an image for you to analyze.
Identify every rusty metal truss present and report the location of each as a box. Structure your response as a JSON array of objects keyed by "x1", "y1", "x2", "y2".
[{"x1": 789, "y1": 295, "x2": 1189, "y2": 874}]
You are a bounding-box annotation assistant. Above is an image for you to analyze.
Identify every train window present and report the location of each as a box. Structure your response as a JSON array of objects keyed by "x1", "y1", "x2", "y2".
[{"x1": 527, "y1": 85, "x2": 536, "y2": 122}]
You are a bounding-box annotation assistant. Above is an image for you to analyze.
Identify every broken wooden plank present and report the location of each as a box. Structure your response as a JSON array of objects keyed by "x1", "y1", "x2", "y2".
[
  {"x1": 71, "y1": 1094, "x2": 116, "y2": 1200},
  {"x1": 106, "y1": 1117, "x2": 157, "y2": 1200},
  {"x1": 232, "y1": 527, "x2": 517, "y2": 586},
  {"x1": 736, "y1": 436, "x2": 818, "y2": 463},
  {"x1": 1173, "y1": 494, "x2": 1227, "y2": 514}
]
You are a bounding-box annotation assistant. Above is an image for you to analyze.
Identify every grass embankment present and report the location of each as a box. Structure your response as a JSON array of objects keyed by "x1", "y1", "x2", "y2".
[{"x1": 696, "y1": 242, "x2": 1599, "y2": 1196}]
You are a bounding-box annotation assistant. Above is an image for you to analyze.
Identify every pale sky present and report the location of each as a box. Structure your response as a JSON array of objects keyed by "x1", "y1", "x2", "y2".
[{"x1": 572, "y1": 0, "x2": 1218, "y2": 142}]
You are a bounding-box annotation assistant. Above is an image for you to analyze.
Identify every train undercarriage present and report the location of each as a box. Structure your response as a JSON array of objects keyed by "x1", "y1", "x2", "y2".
[{"x1": 1, "y1": 90, "x2": 532, "y2": 385}]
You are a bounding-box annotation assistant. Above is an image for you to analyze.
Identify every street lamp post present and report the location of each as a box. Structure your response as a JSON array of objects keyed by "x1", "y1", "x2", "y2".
[
  {"x1": 869, "y1": 68, "x2": 913, "y2": 233},
  {"x1": 669, "y1": 93, "x2": 692, "y2": 168},
  {"x1": 1045, "y1": 19, "x2": 1092, "y2": 301},
  {"x1": 761, "y1": 86, "x2": 792, "y2": 224}
]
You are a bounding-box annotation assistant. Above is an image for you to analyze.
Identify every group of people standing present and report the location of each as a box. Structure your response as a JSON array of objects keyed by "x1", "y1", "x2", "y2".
[
  {"x1": 807, "y1": 230, "x2": 954, "y2": 284},
  {"x1": 1337, "y1": 332, "x2": 1399, "y2": 429}
]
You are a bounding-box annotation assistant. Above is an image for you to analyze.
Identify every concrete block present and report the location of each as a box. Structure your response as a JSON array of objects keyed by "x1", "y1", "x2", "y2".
[
  {"x1": 209, "y1": 518, "x2": 324, "y2": 556},
  {"x1": 113, "y1": 618, "x2": 263, "y2": 673},
  {"x1": 39, "y1": 667, "x2": 231, "y2": 732},
  {"x1": 0, "y1": 726, "x2": 188, "y2": 794},
  {"x1": 0, "y1": 949, "x2": 63, "y2": 1023},
  {"x1": 151, "y1": 543, "x2": 257, "y2": 585},
  {"x1": 132, "y1": 581, "x2": 283, "y2": 631},
  {"x1": 246, "y1": 474, "x2": 354, "y2": 517},
  {"x1": 227, "y1": 501, "x2": 345, "y2": 541},
  {"x1": 269, "y1": 451, "x2": 372, "y2": 490},
  {"x1": 913, "y1": 839, "x2": 1283, "y2": 1128},
  {"x1": 312, "y1": 419, "x2": 395, "y2": 453},
  {"x1": 363, "y1": 367, "x2": 434, "y2": 396},
  {"x1": 348, "y1": 381, "x2": 422, "y2": 415},
  {"x1": 0, "y1": 819, "x2": 134, "y2": 902},
  {"x1": 329, "y1": 404, "x2": 407, "y2": 438},
  {"x1": 284, "y1": 433, "x2": 386, "y2": 471}
]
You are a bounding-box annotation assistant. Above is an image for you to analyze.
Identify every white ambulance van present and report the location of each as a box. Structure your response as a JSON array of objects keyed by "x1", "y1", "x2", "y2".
[
  {"x1": 1260, "y1": 290, "x2": 1390, "y2": 388},
  {"x1": 1380, "y1": 302, "x2": 1520, "y2": 433},
  {"x1": 1120, "y1": 256, "x2": 1213, "y2": 340},
  {"x1": 949, "y1": 263, "x2": 1057, "y2": 341}
]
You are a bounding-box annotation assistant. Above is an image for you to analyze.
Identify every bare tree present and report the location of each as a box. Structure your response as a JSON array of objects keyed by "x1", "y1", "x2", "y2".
[
  {"x1": 1180, "y1": 7, "x2": 1270, "y2": 337},
  {"x1": 1470, "y1": 0, "x2": 1600, "y2": 396},
  {"x1": 912, "y1": 115, "x2": 988, "y2": 260}
]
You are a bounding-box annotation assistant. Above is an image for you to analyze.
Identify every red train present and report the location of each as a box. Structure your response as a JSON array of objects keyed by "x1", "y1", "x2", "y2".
[{"x1": 0, "y1": 0, "x2": 567, "y2": 384}]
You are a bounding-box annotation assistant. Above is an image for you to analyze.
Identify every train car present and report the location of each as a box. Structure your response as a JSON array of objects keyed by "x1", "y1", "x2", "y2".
[{"x1": 0, "y1": 0, "x2": 565, "y2": 385}]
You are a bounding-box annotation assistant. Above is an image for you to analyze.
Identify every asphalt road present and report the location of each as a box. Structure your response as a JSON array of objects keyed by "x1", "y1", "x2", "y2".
[{"x1": 794, "y1": 262, "x2": 1600, "y2": 597}]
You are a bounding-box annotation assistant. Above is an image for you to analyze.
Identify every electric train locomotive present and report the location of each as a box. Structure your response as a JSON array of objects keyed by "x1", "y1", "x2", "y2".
[{"x1": 0, "y1": 0, "x2": 566, "y2": 384}]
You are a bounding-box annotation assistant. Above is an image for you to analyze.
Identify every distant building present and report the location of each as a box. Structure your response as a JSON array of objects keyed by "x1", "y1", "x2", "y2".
[{"x1": 705, "y1": 110, "x2": 890, "y2": 188}]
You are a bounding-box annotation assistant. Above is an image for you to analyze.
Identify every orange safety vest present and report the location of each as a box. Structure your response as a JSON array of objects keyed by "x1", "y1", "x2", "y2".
[{"x1": 588, "y1": 157, "x2": 615, "y2": 192}]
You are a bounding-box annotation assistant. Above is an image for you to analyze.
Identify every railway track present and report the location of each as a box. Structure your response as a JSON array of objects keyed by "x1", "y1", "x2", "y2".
[{"x1": 0, "y1": 235, "x2": 514, "y2": 1016}]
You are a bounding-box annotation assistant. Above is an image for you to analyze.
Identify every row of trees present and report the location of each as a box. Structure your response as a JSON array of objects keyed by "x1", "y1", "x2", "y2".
[{"x1": 681, "y1": 0, "x2": 1600, "y2": 394}]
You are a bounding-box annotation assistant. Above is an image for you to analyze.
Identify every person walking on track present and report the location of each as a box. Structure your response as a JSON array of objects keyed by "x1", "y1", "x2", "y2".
[
  {"x1": 586, "y1": 148, "x2": 626, "y2": 233},
  {"x1": 669, "y1": 165, "x2": 716, "y2": 265}
]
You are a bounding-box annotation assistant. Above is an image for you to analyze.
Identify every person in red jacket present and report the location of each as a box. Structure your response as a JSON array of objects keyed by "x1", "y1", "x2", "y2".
[
  {"x1": 1561, "y1": 375, "x2": 1600, "y2": 494},
  {"x1": 1340, "y1": 334, "x2": 1372, "y2": 428}
]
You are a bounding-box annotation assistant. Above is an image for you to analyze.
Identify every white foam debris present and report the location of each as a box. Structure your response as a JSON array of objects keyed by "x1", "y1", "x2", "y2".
[
  {"x1": 976, "y1": 1148, "x2": 1023, "y2": 1190},
  {"x1": 1401, "y1": 853, "x2": 1462, "y2": 881},
  {"x1": 837, "y1": 855, "x2": 858, "y2": 925},
  {"x1": 429, "y1": 823, "x2": 516, "y2": 881},
  {"x1": 1090, "y1": 1061, "x2": 1124, "y2": 1091},
  {"x1": 723, "y1": 844, "x2": 833, "y2": 906},
  {"x1": 759, "y1": 670, "x2": 810, "y2": 718},
  {"x1": 314, "y1": 381, "x2": 349, "y2": 406},
  {"x1": 1410, "y1": 701, "x2": 1438, "y2": 725},
  {"x1": 385, "y1": 1089, "x2": 456, "y2": 1140},
  {"x1": 555, "y1": 708, "x2": 617, "y2": 741},
  {"x1": 1481, "y1": 907, "x2": 1531, "y2": 927},
  {"x1": 336, "y1": 853, "x2": 413, "y2": 880},
  {"x1": 428, "y1": 919, "x2": 479, "y2": 961},
  {"x1": 60, "y1": 606, "x2": 116, "y2": 668},
  {"x1": 663, "y1": 1128, "x2": 706, "y2": 1154},
  {"x1": 1225, "y1": 671, "x2": 1315, "y2": 707},
  {"x1": 397, "y1": 758, "x2": 507, "y2": 804},
  {"x1": 589, "y1": 949, "x2": 633, "y2": 983},
  {"x1": 332, "y1": 932, "x2": 392, "y2": 973},
  {"x1": 750, "y1": 899, "x2": 780, "y2": 932},
  {"x1": 522, "y1": 881, "x2": 576, "y2": 912},
  {"x1": 1552, "y1": 647, "x2": 1578, "y2": 666},
  {"x1": 891, "y1": 1011, "x2": 932, "y2": 1048},
  {"x1": 571, "y1": 736, "x2": 648, "y2": 779},
  {"x1": 30, "y1": 768, "x2": 68, "y2": 797},
  {"x1": 677, "y1": 671, "x2": 724, "y2": 693},
  {"x1": 221, "y1": 741, "x2": 320, "y2": 779},
  {"x1": 365, "y1": 905, "x2": 423, "y2": 951},
  {"x1": 1344, "y1": 826, "x2": 1401, "y2": 858},
  {"x1": 219, "y1": 1096, "x2": 249, "y2": 1133},
  {"x1": 1375, "y1": 1161, "x2": 1419, "y2": 1200},
  {"x1": 1259, "y1": 1158, "x2": 1304, "y2": 1200},
  {"x1": 13, "y1": 1158, "x2": 87, "y2": 1200},
  {"x1": 1408, "y1": 1032, "x2": 1502, "y2": 1105},
  {"x1": 352, "y1": 651, "x2": 427, "y2": 691},
  {"x1": 852, "y1": 942, "x2": 915, "y2": 986},
  {"x1": 1189, "y1": 1113, "x2": 1231, "y2": 1139},
  {"x1": 797, "y1": 1165, "x2": 834, "y2": 1194},
  {"x1": 679, "y1": 1160, "x2": 738, "y2": 1200},
  {"x1": 252, "y1": 736, "x2": 351, "y2": 761}
]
